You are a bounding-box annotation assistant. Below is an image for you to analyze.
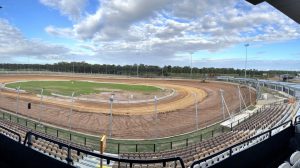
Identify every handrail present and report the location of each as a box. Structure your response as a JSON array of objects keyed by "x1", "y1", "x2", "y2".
[
  {"x1": 190, "y1": 120, "x2": 293, "y2": 168},
  {"x1": 295, "y1": 115, "x2": 300, "y2": 125},
  {"x1": 0, "y1": 124, "x2": 22, "y2": 143},
  {"x1": 23, "y1": 131, "x2": 185, "y2": 168}
]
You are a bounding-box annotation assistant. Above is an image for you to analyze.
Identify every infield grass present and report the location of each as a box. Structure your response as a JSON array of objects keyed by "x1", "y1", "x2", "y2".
[{"x1": 5, "y1": 80, "x2": 160, "y2": 96}]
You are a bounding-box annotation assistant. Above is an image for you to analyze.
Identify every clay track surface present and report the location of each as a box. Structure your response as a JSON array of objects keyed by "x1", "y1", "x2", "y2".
[{"x1": 0, "y1": 74, "x2": 255, "y2": 139}]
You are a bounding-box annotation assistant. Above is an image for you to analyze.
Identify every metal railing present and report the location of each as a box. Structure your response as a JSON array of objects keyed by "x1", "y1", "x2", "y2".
[
  {"x1": 190, "y1": 119, "x2": 293, "y2": 168},
  {"x1": 23, "y1": 131, "x2": 185, "y2": 168},
  {"x1": 0, "y1": 124, "x2": 22, "y2": 143}
]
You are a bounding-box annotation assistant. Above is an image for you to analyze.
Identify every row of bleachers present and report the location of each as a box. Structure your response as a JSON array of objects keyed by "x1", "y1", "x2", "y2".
[
  {"x1": 0, "y1": 118, "x2": 93, "y2": 167},
  {"x1": 119, "y1": 103, "x2": 294, "y2": 167},
  {"x1": 192, "y1": 104, "x2": 293, "y2": 168}
]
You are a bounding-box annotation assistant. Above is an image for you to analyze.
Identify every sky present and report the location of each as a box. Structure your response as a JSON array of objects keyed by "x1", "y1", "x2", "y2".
[{"x1": 0, "y1": 0, "x2": 299, "y2": 70}]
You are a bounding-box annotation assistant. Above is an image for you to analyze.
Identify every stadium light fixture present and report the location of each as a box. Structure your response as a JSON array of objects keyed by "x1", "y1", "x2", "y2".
[{"x1": 244, "y1": 44, "x2": 250, "y2": 78}]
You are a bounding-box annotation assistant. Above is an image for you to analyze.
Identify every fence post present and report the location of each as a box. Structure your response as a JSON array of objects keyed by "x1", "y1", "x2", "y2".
[
  {"x1": 135, "y1": 144, "x2": 138, "y2": 152},
  {"x1": 170, "y1": 142, "x2": 173, "y2": 150},
  {"x1": 26, "y1": 120, "x2": 27, "y2": 126},
  {"x1": 154, "y1": 144, "x2": 156, "y2": 152},
  {"x1": 69, "y1": 133, "x2": 72, "y2": 141},
  {"x1": 34, "y1": 123, "x2": 37, "y2": 130},
  {"x1": 84, "y1": 137, "x2": 86, "y2": 145},
  {"x1": 117, "y1": 143, "x2": 120, "y2": 154},
  {"x1": 56, "y1": 130, "x2": 59, "y2": 137}
]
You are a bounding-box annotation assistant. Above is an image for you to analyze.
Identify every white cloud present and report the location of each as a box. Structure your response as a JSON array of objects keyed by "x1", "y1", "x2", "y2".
[
  {"x1": 0, "y1": 19, "x2": 69, "y2": 60},
  {"x1": 4, "y1": 0, "x2": 300, "y2": 69},
  {"x1": 40, "y1": 0, "x2": 87, "y2": 21}
]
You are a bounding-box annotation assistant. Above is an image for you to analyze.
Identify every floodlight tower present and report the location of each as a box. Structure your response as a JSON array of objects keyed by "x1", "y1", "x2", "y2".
[{"x1": 244, "y1": 44, "x2": 250, "y2": 78}]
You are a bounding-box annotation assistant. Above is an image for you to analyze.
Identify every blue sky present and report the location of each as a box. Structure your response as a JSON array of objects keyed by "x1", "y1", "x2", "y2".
[{"x1": 0, "y1": 0, "x2": 299, "y2": 70}]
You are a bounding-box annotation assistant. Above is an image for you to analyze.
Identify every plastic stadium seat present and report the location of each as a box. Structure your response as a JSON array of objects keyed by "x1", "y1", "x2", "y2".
[
  {"x1": 206, "y1": 159, "x2": 213, "y2": 166},
  {"x1": 278, "y1": 162, "x2": 291, "y2": 168},
  {"x1": 194, "y1": 164, "x2": 200, "y2": 168},
  {"x1": 290, "y1": 151, "x2": 300, "y2": 165},
  {"x1": 292, "y1": 159, "x2": 300, "y2": 168},
  {"x1": 199, "y1": 161, "x2": 207, "y2": 168}
]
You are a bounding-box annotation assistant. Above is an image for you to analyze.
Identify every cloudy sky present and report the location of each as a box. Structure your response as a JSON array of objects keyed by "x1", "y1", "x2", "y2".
[{"x1": 0, "y1": 0, "x2": 299, "y2": 70}]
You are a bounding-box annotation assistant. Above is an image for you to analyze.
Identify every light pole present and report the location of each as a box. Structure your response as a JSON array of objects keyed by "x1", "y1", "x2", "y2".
[
  {"x1": 154, "y1": 96, "x2": 158, "y2": 121},
  {"x1": 68, "y1": 92, "x2": 75, "y2": 137},
  {"x1": 220, "y1": 89, "x2": 232, "y2": 120},
  {"x1": 248, "y1": 84, "x2": 252, "y2": 106},
  {"x1": 154, "y1": 95, "x2": 158, "y2": 138},
  {"x1": 193, "y1": 93, "x2": 199, "y2": 130},
  {"x1": 38, "y1": 88, "x2": 44, "y2": 126},
  {"x1": 16, "y1": 86, "x2": 20, "y2": 115},
  {"x1": 190, "y1": 52, "x2": 193, "y2": 79},
  {"x1": 244, "y1": 44, "x2": 249, "y2": 78},
  {"x1": 136, "y1": 51, "x2": 139, "y2": 77},
  {"x1": 109, "y1": 94, "x2": 114, "y2": 138}
]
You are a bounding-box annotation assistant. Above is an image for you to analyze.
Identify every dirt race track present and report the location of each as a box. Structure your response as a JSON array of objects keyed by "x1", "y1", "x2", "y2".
[{"x1": 0, "y1": 74, "x2": 255, "y2": 139}]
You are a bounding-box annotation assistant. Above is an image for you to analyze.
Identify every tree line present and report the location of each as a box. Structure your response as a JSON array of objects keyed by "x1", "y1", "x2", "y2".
[{"x1": 0, "y1": 62, "x2": 298, "y2": 79}]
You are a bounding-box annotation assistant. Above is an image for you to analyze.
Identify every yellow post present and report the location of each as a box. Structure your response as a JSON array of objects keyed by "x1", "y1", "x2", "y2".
[{"x1": 100, "y1": 135, "x2": 107, "y2": 168}]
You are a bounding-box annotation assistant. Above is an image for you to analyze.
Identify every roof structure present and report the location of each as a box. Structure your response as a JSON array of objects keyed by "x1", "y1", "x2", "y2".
[{"x1": 247, "y1": 0, "x2": 300, "y2": 24}]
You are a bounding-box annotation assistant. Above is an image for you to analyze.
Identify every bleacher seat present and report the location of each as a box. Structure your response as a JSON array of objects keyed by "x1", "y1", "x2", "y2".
[
  {"x1": 279, "y1": 162, "x2": 291, "y2": 168},
  {"x1": 290, "y1": 151, "x2": 300, "y2": 165}
]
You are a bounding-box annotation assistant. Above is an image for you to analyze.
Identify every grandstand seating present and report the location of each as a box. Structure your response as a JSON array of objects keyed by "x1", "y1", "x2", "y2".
[
  {"x1": 119, "y1": 103, "x2": 294, "y2": 167},
  {"x1": 0, "y1": 102, "x2": 297, "y2": 168},
  {"x1": 0, "y1": 118, "x2": 92, "y2": 166}
]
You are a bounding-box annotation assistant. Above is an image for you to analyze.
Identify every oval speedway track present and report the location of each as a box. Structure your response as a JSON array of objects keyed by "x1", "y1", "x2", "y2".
[{"x1": 0, "y1": 74, "x2": 254, "y2": 139}]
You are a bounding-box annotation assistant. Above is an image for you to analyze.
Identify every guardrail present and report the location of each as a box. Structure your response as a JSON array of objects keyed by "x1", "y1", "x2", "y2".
[
  {"x1": 23, "y1": 131, "x2": 185, "y2": 168},
  {"x1": 190, "y1": 119, "x2": 293, "y2": 168},
  {"x1": 0, "y1": 124, "x2": 22, "y2": 143}
]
